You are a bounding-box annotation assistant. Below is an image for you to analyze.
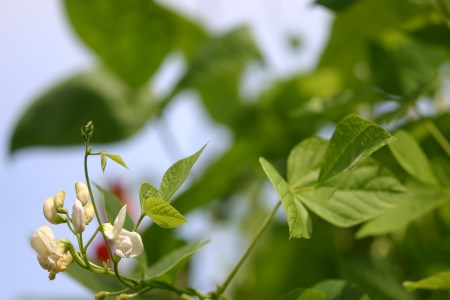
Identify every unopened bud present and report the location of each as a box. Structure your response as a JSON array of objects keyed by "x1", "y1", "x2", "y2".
[
  {"x1": 95, "y1": 291, "x2": 108, "y2": 300},
  {"x1": 54, "y1": 190, "x2": 65, "y2": 209},
  {"x1": 43, "y1": 197, "x2": 66, "y2": 224},
  {"x1": 81, "y1": 121, "x2": 94, "y2": 142},
  {"x1": 72, "y1": 199, "x2": 85, "y2": 233},
  {"x1": 84, "y1": 203, "x2": 95, "y2": 225},
  {"x1": 75, "y1": 182, "x2": 89, "y2": 205}
]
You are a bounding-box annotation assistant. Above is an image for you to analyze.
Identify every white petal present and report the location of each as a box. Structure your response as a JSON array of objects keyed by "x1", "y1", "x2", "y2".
[
  {"x1": 113, "y1": 205, "x2": 127, "y2": 237},
  {"x1": 37, "y1": 254, "x2": 59, "y2": 271},
  {"x1": 72, "y1": 199, "x2": 85, "y2": 233},
  {"x1": 103, "y1": 223, "x2": 116, "y2": 240},
  {"x1": 116, "y1": 230, "x2": 143, "y2": 258},
  {"x1": 115, "y1": 235, "x2": 133, "y2": 258},
  {"x1": 30, "y1": 225, "x2": 59, "y2": 256}
]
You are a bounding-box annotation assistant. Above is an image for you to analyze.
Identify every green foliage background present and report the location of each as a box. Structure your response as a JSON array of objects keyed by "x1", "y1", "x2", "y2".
[{"x1": 11, "y1": 0, "x2": 450, "y2": 299}]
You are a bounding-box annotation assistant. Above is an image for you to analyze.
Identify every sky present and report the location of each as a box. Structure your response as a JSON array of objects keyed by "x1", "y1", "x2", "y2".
[{"x1": 0, "y1": 1, "x2": 330, "y2": 299}]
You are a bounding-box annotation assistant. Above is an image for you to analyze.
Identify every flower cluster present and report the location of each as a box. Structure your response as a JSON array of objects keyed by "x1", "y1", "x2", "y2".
[{"x1": 30, "y1": 182, "x2": 143, "y2": 280}]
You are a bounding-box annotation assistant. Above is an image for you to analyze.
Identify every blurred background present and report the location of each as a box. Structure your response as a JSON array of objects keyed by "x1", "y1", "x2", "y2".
[{"x1": 1, "y1": 0, "x2": 450, "y2": 299}]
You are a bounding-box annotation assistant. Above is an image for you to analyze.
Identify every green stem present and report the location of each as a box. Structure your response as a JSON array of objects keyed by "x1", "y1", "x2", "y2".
[
  {"x1": 146, "y1": 281, "x2": 211, "y2": 300},
  {"x1": 215, "y1": 201, "x2": 282, "y2": 297},
  {"x1": 83, "y1": 141, "x2": 136, "y2": 289},
  {"x1": 76, "y1": 233, "x2": 91, "y2": 269},
  {"x1": 95, "y1": 288, "x2": 131, "y2": 299},
  {"x1": 120, "y1": 287, "x2": 153, "y2": 299},
  {"x1": 133, "y1": 214, "x2": 145, "y2": 232},
  {"x1": 84, "y1": 144, "x2": 115, "y2": 263},
  {"x1": 435, "y1": 0, "x2": 450, "y2": 21},
  {"x1": 84, "y1": 227, "x2": 100, "y2": 252},
  {"x1": 68, "y1": 244, "x2": 87, "y2": 268},
  {"x1": 424, "y1": 120, "x2": 450, "y2": 159},
  {"x1": 64, "y1": 217, "x2": 76, "y2": 235}
]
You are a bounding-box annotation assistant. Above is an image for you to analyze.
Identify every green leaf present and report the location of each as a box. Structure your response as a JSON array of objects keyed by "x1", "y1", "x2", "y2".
[
  {"x1": 317, "y1": 114, "x2": 395, "y2": 201},
  {"x1": 139, "y1": 182, "x2": 161, "y2": 209},
  {"x1": 135, "y1": 252, "x2": 149, "y2": 280},
  {"x1": 160, "y1": 145, "x2": 206, "y2": 201},
  {"x1": 66, "y1": 263, "x2": 121, "y2": 292},
  {"x1": 143, "y1": 197, "x2": 187, "y2": 228},
  {"x1": 10, "y1": 70, "x2": 153, "y2": 153},
  {"x1": 278, "y1": 288, "x2": 326, "y2": 300},
  {"x1": 404, "y1": 271, "x2": 450, "y2": 292},
  {"x1": 312, "y1": 279, "x2": 370, "y2": 300},
  {"x1": 101, "y1": 152, "x2": 107, "y2": 172},
  {"x1": 317, "y1": 0, "x2": 433, "y2": 93},
  {"x1": 105, "y1": 153, "x2": 129, "y2": 170},
  {"x1": 288, "y1": 137, "x2": 328, "y2": 189},
  {"x1": 389, "y1": 130, "x2": 439, "y2": 186},
  {"x1": 173, "y1": 27, "x2": 261, "y2": 125},
  {"x1": 95, "y1": 184, "x2": 134, "y2": 230},
  {"x1": 356, "y1": 180, "x2": 450, "y2": 238},
  {"x1": 260, "y1": 157, "x2": 312, "y2": 239},
  {"x1": 64, "y1": 0, "x2": 206, "y2": 87},
  {"x1": 146, "y1": 241, "x2": 209, "y2": 281},
  {"x1": 315, "y1": 0, "x2": 361, "y2": 12},
  {"x1": 301, "y1": 159, "x2": 406, "y2": 228}
]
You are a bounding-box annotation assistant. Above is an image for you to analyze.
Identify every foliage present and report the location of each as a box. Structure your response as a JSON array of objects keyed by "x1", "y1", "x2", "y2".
[{"x1": 18, "y1": 0, "x2": 450, "y2": 299}]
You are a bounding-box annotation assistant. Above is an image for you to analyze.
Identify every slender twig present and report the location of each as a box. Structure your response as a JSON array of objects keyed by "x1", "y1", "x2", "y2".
[
  {"x1": 133, "y1": 214, "x2": 145, "y2": 232},
  {"x1": 76, "y1": 233, "x2": 91, "y2": 269},
  {"x1": 157, "y1": 117, "x2": 183, "y2": 162},
  {"x1": 215, "y1": 201, "x2": 282, "y2": 297},
  {"x1": 435, "y1": 0, "x2": 450, "y2": 21},
  {"x1": 424, "y1": 120, "x2": 450, "y2": 159},
  {"x1": 84, "y1": 141, "x2": 136, "y2": 289},
  {"x1": 84, "y1": 226, "x2": 100, "y2": 252}
]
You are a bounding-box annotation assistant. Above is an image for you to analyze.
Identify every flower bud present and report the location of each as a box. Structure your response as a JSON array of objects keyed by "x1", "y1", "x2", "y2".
[
  {"x1": 82, "y1": 121, "x2": 94, "y2": 142},
  {"x1": 84, "y1": 202, "x2": 95, "y2": 225},
  {"x1": 95, "y1": 292, "x2": 108, "y2": 300},
  {"x1": 72, "y1": 199, "x2": 85, "y2": 233},
  {"x1": 54, "y1": 190, "x2": 66, "y2": 213},
  {"x1": 43, "y1": 197, "x2": 66, "y2": 224},
  {"x1": 75, "y1": 182, "x2": 89, "y2": 205}
]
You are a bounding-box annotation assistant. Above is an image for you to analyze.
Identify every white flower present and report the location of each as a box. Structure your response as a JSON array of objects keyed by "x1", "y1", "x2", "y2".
[
  {"x1": 72, "y1": 199, "x2": 86, "y2": 233},
  {"x1": 30, "y1": 225, "x2": 73, "y2": 280},
  {"x1": 103, "y1": 205, "x2": 143, "y2": 258},
  {"x1": 75, "y1": 182, "x2": 89, "y2": 205}
]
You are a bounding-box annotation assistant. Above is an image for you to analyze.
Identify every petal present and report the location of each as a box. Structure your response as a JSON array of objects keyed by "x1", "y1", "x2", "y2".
[
  {"x1": 37, "y1": 254, "x2": 59, "y2": 271},
  {"x1": 72, "y1": 199, "x2": 85, "y2": 233},
  {"x1": 115, "y1": 236, "x2": 133, "y2": 258},
  {"x1": 103, "y1": 223, "x2": 116, "y2": 240},
  {"x1": 30, "y1": 225, "x2": 59, "y2": 256},
  {"x1": 116, "y1": 230, "x2": 143, "y2": 258},
  {"x1": 113, "y1": 205, "x2": 127, "y2": 236}
]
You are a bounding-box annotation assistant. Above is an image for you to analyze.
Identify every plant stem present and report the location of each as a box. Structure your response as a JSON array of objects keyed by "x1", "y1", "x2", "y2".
[
  {"x1": 83, "y1": 141, "x2": 136, "y2": 289},
  {"x1": 76, "y1": 233, "x2": 91, "y2": 269},
  {"x1": 84, "y1": 226, "x2": 100, "y2": 252},
  {"x1": 84, "y1": 143, "x2": 115, "y2": 264},
  {"x1": 133, "y1": 214, "x2": 145, "y2": 232},
  {"x1": 215, "y1": 201, "x2": 282, "y2": 297},
  {"x1": 424, "y1": 120, "x2": 450, "y2": 159}
]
